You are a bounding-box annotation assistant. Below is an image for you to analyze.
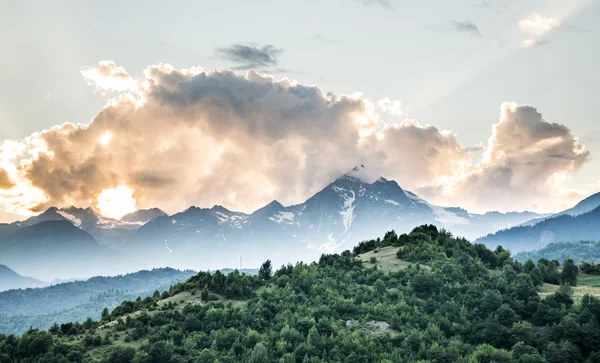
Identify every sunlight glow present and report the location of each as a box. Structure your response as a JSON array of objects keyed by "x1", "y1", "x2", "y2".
[
  {"x1": 97, "y1": 185, "x2": 136, "y2": 219},
  {"x1": 99, "y1": 131, "x2": 112, "y2": 146}
]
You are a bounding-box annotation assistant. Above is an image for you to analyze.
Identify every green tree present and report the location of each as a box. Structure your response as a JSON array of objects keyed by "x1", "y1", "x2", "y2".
[
  {"x1": 373, "y1": 279, "x2": 387, "y2": 295},
  {"x1": 101, "y1": 307, "x2": 110, "y2": 321},
  {"x1": 249, "y1": 342, "x2": 269, "y2": 363},
  {"x1": 561, "y1": 259, "x2": 578, "y2": 286},
  {"x1": 259, "y1": 260, "x2": 273, "y2": 280}
]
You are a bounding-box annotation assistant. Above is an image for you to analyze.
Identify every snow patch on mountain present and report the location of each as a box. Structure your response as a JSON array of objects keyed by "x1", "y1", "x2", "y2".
[
  {"x1": 339, "y1": 190, "x2": 356, "y2": 231},
  {"x1": 56, "y1": 210, "x2": 82, "y2": 227},
  {"x1": 269, "y1": 211, "x2": 295, "y2": 224},
  {"x1": 384, "y1": 199, "x2": 400, "y2": 206}
]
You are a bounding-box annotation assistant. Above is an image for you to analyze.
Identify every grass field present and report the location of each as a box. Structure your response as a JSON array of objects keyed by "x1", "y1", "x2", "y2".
[
  {"x1": 358, "y1": 246, "x2": 419, "y2": 273},
  {"x1": 538, "y1": 283, "x2": 600, "y2": 297},
  {"x1": 578, "y1": 274, "x2": 600, "y2": 287}
]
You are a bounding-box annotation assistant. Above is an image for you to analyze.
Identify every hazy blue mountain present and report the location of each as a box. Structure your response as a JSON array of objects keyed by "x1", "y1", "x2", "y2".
[
  {"x1": 117, "y1": 166, "x2": 544, "y2": 270},
  {"x1": 0, "y1": 267, "x2": 195, "y2": 335},
  {"x1": 476, "y1": 206, "x2": 600, "y2": 253},
  {"x1": 0, "y1": 265, "x2": 46, "y2": 292},
  {"x1": 12, "y1": 206, "x2": 166, "y2": 245},
  {"x1": 0, "y1": 221, "x2": 133, "y2": 280},
  {"x1": 514, "y1": 241, "x2": 600, "y2": 264},
  {"x1": 0, "y1": 166, "x2": 546, "y2": 275},
  {"x1": 520, "y1": 191, "x2": 600, "y2": 227},
  {"x1": 443, "y1": 208, "x2": 549, "y2": 240}
]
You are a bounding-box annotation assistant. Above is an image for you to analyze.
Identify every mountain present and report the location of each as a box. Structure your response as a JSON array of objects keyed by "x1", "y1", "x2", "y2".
[
  {"x1": 476, "y1": 206, "x2": 600, "y2": 253},
  {"x1": 514, "y1": 240, "x2": 600, "y2": 264},
  {"x1": 442, "y1": 208, "x2": 549, "y2": 240},
  {"x1": 0, "y1": 166, "x2": 545, "y2": 275},
  {"x1": 118, "y1": 166, "x2": 544, "y2": 270},
  {"x1": 0, "y1": 265, "x2": 46, "y2": 292},
  {"x1": 0, "y1": 267, "x2": 195, "y2": 335},
  {"x1": 120, "y1": 208, "x2": 167, "y2": 223},
  {"x1": 12, "y1": 206, "x2": 167, "y2": 246},
  {"x1": 0, "y1": 221, "x2": 135, "y2": 280},
  {"x1": 520, "y1": 191, "x2": 600, "y2": 226}
]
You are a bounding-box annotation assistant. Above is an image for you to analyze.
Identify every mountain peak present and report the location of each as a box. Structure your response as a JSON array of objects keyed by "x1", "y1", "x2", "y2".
[
  {"x1": 121, "y1": 208, "x2": 167, "y2": 223},
  {"x1": 211, "y1": 205, "x2": 230, "y2": 212},
  {"x1": 339, "y1": 164, "x2": 380, "y2": 184},
  {"x1": 265, "y1": 200, "x2": 284, "y2": 209}
]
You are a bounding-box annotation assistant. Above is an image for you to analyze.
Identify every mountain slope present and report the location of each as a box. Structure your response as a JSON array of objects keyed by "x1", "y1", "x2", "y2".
[
  {"x1": 0, "y1": 221, "x2": 134, "y2": 280},
  {"x1": 476, "y1": 206, "x2": 600, "y2": 252},
  {"x1": 0, "y1": 265, "x2": 46, "y2": 292}
]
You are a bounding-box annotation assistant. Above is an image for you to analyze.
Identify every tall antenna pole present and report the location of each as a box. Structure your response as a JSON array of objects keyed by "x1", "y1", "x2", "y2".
[{"x1": 240, "y1": 255, "x2": 242, "y2": 270}]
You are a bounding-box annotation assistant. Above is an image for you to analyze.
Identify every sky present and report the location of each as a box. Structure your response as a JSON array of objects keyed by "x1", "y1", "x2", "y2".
[{"x1": 0, "y1": 0, "x2": 598, "y2": 223}]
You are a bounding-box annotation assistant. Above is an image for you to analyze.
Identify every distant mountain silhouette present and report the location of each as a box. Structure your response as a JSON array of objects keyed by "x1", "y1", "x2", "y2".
[
  {"x1": 0, "y1": 221, "x2": 132, "y2": 280},
  {"x1": 477, "y1": 206, "x2": 600, "y2": 253},
  {"x1": 118, "y1": 166, "x2": 544, "y2": 270},
  {"x1": 0, "y1": 265, "x2": 46, "y2": 292}
]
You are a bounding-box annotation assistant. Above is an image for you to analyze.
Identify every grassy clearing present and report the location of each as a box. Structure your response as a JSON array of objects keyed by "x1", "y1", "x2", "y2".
[
  {"x1": 538, "y1": 283, "x2": 600, "y2": 297},
  {"x1": 578, "y1": 274, "x2": 600, "y2": 287},
  {"x1": 358, "y1": 246, "x2": 419, "y2": 273}
]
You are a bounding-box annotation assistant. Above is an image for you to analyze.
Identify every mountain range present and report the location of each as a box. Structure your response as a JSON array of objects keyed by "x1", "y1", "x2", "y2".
[
  {"x1": 477, "y1": 193, "x2": 600, "y2": 252},
  {"x1": 0, "y1": 166, "x2": 557, "y2": 280},
  {"x1": 0, "y1": 265, "x2": 46, "y2": 292}
]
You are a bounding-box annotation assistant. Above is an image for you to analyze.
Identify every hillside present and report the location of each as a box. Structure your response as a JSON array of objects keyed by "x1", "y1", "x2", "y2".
[
  {"x1": 0, "y1": 265, "x2": 46, "y2": 292},
  {"x1": 476, "y1": 206, "x2": 600, "y2": 252},
  {"x1": 514, "y1": 241, "x2": 600, "y2": 264},
  {"x1": 0, "y1": 268, "x2": 195, "y2": 335},
  {"x1": 4, "y1": 226, "x2": 600, "y2": 362}
]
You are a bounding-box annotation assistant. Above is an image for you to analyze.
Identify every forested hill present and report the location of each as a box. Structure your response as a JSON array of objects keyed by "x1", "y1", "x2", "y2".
[
  {"x1": 3, "y1": 225, "x2": 600, "y2": 362},
  {"x1": 0, "y1": 268, "x2": 195, "y2": 335}
]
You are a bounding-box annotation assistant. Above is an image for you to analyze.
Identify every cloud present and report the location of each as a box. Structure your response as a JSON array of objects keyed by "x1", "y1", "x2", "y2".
[
  {"x1": 0, "y1": 62, "x2": 591, "y2": 219},
  {"x1": 81, "y1": 60, "x2": 137, "y2": 92},
  {"x1": 315, "y1": 34, "x2": 337, "y2": 44},
  {"x1": 519, "y1": 13, "x2": 560, "y2": 36},
  {"x1": 422, "y1": 102, "x2": 590, "y2": 212},
  {"x1": 216, "y1": 44, "x2": 283, "y2": 70},
  {"x1": 358, "y1": 0, "x2": 393, "y2": 9},
  {"x1": 464, "y1": 142, "x2": 485, "y2": 153},
  {"x1": 377, "y1": 98, "x2": 405, "y2": 117},
  {"x1": 471, "y1": 1, "x2": 508, "y2": 14},
  {"x1": 451, "y1": 20, "x2": 482, "y2": 36},
  {"x1": 0, "y1": 168, "x2": 15, "y2": 189},
  {"x1": 427, "y1": 21, "x2": 482, "y2": 37},
  {"x1": 521, "y1": 39, "x2": 550, "y2": 48}
]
